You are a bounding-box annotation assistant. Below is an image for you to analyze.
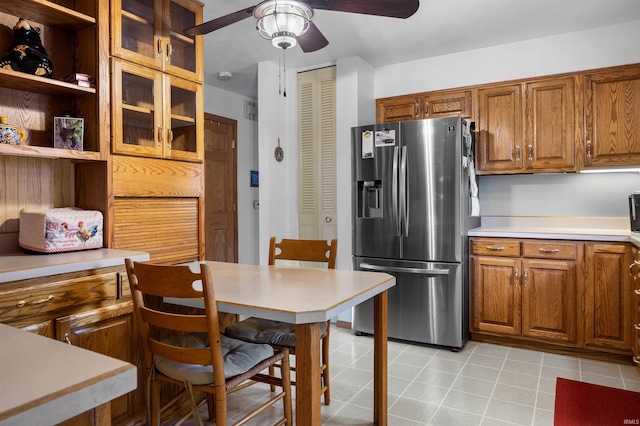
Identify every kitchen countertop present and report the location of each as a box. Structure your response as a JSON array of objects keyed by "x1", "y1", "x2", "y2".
[
  {"x1": 0, "y1": 323, "x2": 136, "y2": 425},
  {"x1": 0, "y1": 249, "x2": 150, "y2": 283},
  {"x1": 469, "y1": 216, "x2": 640, "y2": 246}
]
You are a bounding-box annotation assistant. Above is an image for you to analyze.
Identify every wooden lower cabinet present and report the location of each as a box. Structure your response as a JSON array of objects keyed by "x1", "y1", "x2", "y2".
[
  {"x1": 584, "y1": 243, "x2": 633, "y2": 354},
  {"x1": 471, "y1": 238, "x2": 635, "y2": 362},
  {"x1": 0, "y1": 266, "x2": 144, "y2": 426},
  {"x1": 470, "y1": 238, "x2": 578, "y2": 346},
  {"x1": 631, "y1": 247, "x2": 640, "y2": 370}
]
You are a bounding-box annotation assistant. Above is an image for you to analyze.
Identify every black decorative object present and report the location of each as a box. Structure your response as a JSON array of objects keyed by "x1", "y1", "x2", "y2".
[{"x1": 0, "y1": 18, "x2": 54, "y2": 78}]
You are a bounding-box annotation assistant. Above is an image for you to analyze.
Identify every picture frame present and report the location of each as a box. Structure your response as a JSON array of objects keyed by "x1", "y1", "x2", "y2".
[{"x1": 53, "y1": 116, "x2": 84, "y2": 151}]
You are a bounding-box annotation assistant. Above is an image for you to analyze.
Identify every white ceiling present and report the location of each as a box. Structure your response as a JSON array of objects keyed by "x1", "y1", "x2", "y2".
[{"x1": 201, "y1": 0, "x2": 640, "y2": 99}]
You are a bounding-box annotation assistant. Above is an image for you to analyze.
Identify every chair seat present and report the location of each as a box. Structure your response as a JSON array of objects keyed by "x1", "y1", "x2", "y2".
[
  {"x1": 225, "y1": 317, "x2": 328, "y2": 348},
  {"x1": 155, "y1": 333, "x2": 275, "y2": 385}
]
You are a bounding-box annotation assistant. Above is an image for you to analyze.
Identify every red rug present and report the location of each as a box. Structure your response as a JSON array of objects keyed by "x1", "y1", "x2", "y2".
[{"x1": 554, "y1": 377, "x2": 640, "y2": 425}]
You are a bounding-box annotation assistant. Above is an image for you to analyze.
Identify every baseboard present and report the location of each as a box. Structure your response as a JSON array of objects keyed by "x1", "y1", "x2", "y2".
[{"x1": 335, "y1": 320, "x2": 351, "y2": 329}]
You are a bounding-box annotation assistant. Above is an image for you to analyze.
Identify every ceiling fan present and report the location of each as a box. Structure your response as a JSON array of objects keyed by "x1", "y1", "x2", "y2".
[{"x1": 184, "y1": 0, "x2": 420, "y2": 52}]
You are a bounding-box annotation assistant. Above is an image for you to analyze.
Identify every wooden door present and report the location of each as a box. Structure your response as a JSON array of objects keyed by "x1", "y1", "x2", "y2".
[
  {"x1": 521, "y1": 259, "x2": 577, "y2": 344},
  {"x1": 204, "y1": 114, "x2": 238, "y2": 262},
  {"x1": 524, "y1": 77, "x2": 576, "y2": 172},
  {"x1": 584, "y1": 65, "x2": 640, "y2": 167},
  {"x1": 584, "y1": 243, "x2": 633, "y2": 353},
  {"x1": 470, "y1": 256, "x2": 522, "y2": 335},
  {"x1": 376, "y1": 95, "x2": 421, "y2": 122},
  {"x1": 476, "y1": 84, "x2": 523, "y2": 174},
  {"x1": 55, "y1": 303, "x2": 143, "y2": 426}
]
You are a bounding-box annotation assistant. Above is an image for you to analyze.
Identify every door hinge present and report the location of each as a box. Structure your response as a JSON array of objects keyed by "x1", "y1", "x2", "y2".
[{"x1": 232, "y1": 140, "x2": 236, "y2": 149}]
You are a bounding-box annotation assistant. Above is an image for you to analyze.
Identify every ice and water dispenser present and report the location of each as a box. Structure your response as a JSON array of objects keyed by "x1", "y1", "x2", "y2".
[{"x1": 357, "y1": 180, "x2": 383, "y2": 218}]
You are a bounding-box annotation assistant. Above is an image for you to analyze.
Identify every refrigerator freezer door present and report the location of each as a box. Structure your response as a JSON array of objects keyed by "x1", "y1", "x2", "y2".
[
  {"x1": 401, "y1": 118, "x2": 463, "y2": 263},
  {"x1": 352, "y1": 123, "x2": 402, "y2": 259},
  {"x1": 353, "y1": 257, "x2": 466, "y2": 349}
]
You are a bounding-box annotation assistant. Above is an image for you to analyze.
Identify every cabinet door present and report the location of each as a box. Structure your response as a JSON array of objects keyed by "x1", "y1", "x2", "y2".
[
  {"x1": 584, "y1": 243, "x2": 633, "y2": 353},
  {"x1": 376, "y1": 96, "x2": 421, "y2": 123},
  {"x1": 470, "y1": 256, "x2": 522, "y2": 335},
  {"x1": 164, "y1": 74, "x2": 203, "y2": 161},
  {"x1": 112, "y1": 59, "x2": 164, "y2": 158},
  {"x1": 423, "y1": 90, "x2": 472, "y2": 119},
  {"x1": 524, "y1": 77, "x2": 576, "y2": 171},
  {"x1": 163, "y1": 0, "x2": 203, "y2": 82},
  {"x1": 630, "y1": 247, "x2": 640, "y2": 368},
  {"x1": 476, "y1": 84, "x2": 523, "y2": 174},
  {"x1": 111, "y1": 0, "x2": 164, "y2": 70},
  {"x1": 55, "y1": 303, "x2": 143, "y2": 426},
  {"x1": 521, "y1": 259, "x2": 577, "y2": 344},
  {"x1": 584, "y1": 66, "x2": 640, "y2": 167}
]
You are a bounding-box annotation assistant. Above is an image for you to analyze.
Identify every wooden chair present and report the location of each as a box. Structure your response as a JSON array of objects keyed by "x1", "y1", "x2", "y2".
[
  {"x1": 125, "y1": 258, "x2": 292, "y2": 426},
  {"x1": 224, "y1": 237, "x2": 338, "y2": 405}
]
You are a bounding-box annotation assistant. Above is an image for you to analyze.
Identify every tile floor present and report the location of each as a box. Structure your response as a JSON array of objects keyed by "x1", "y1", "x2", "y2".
[{"x1": 188, "y1": 326, "x2": 640, "y2": 425}]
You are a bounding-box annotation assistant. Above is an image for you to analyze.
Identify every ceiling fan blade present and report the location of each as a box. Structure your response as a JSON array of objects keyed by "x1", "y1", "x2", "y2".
[
  {"x1": 297, "y1": 22, "x2": 329, "y2": 52},
  {"x1": 307, "y1": 0, "x2": 419, "y2": 19},
  {"x1": 184, "y1": 6, "x2": 256, "y2": 36}
]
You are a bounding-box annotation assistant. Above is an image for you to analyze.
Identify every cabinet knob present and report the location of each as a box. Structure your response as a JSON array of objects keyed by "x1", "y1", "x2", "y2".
[
  {"x1": 515, "y1": 145, "x2": 521, "y2": 161},
  {"x1": 514, "y1": 268, "x2": 519, "y2": 286},
  {"x1": 528, "y1": 145, "x2": 533, "y2": 161}
]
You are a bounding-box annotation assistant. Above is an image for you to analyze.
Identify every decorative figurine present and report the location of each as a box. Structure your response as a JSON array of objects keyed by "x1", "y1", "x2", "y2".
[
  {"x1": 0, "y1": 116, "x2": 26, "y2": 145},
  {"x1": 0, "y1": 18, "x2": 54, "y2": 78}
]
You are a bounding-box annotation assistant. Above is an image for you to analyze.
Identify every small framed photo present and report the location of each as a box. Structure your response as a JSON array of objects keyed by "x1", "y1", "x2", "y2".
[{"x1": 53, "y1": 116, "x2": 84, "y2": 150}]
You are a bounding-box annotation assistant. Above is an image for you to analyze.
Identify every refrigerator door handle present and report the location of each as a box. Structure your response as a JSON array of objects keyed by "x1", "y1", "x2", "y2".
[
  {"x1": 400, "y1": 146, "x2": 409, "y2": 236},
  {"x1": 359, "y1": 263, "x2": 450, "y2": 275},
  {"x1": 392, "y1": 146, "x2": 400, "y2": 235}
]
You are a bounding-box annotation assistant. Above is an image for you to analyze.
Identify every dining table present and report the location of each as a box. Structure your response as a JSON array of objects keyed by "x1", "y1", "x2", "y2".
[{"x1": 165, "y1": 260, "x2": 396, "y2": 426}]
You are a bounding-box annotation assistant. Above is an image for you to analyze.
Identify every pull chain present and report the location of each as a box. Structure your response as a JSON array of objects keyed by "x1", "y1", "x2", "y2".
[{"x1": 282, "y1": 49, "x2": 287, "y2": 97}]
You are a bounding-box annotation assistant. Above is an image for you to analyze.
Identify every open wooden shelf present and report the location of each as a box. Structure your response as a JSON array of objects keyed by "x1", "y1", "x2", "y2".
[
  {"x1": 0, "y1": 68, "x2": 96, "y2": 97},
  {"x1": 0, "y1": 143, "x2": 101, "y2": 160},
  {"x1": 0, "y1": 0, "x2": 95, "y2": 30}
]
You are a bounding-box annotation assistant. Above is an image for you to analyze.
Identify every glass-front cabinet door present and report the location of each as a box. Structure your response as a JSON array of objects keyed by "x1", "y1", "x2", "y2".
[
  {"x1": 112, "y1": 0, "x2": 203, "y2": 82},
  {"x1": 164, "y1": 75, "x2": 203, "y2": 161},
  {"x1": 165, "y1": 0, "x2": 203, "y2": 82},
  {"x1": 112, "y1": 60, "x2": 164, "y2": 157}
]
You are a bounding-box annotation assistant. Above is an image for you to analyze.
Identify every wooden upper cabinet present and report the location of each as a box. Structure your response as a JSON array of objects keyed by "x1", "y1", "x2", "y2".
[
  {"x1": 583, "y1": 65, "x2": 640, "y2": 168},
  {"x1": 524, "y1": 77, "x2": 575, "y2": 171},
  {"x1": 376, "y1": 95, "x2": 421, "y2": 122},
  {"x1": 476, "y1": 83, "x2": 523, "y2": 174},
  {"x1": 376, "y1": 89, "x2": 472, "y2": 123},
  {"x1": 111, "y1": 0, "x2": 203, "y2": 83},
  {"x1": 476, "y1": 77, "x2": 576, "y2": 174},
  {"x1": 422, "y1": 90, "x2": 472, "y2": 119}
]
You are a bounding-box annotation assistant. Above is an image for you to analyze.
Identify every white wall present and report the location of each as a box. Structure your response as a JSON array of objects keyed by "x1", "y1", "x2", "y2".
[
  {"x1": 257, "y1": 61, "x2": 300, "y2": 264},
  {"x1": 203, "y1": 84, "x2": 260, "y2": 264},
  {"x1": 374, "y1": 20, "x2": 640, "y2": 220}
]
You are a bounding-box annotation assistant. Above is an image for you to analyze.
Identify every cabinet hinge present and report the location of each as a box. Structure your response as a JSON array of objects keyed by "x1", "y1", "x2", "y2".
[{"x1": 232, "y1": 140, "x2": 236, "y2": 149}]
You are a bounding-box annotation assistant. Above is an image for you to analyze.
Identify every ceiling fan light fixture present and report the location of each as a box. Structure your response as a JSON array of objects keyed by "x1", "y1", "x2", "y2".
[{"x1": 254, "y1": 0, "x2": 313, "y2": 49}]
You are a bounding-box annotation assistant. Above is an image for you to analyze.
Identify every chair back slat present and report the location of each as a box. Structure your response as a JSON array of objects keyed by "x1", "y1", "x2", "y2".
[
  {"x1": 149, "y1": 339, "x2": 212, "y2": 365},
  {"x1": 269, "y1": 237, "x2": 338, "y2": 269},
  {"x1": 141, "y1": 307, "x2": 209, "y2": 333}
]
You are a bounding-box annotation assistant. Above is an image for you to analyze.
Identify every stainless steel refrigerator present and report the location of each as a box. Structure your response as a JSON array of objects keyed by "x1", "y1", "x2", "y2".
[{"x1": 352, "y1": 116, "x2": 479, "y2": 350}]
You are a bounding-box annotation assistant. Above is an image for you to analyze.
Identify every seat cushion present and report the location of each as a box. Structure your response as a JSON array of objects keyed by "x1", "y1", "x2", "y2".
[
  {"x1": 224, "y1": 317, "x2": 328, "y2": 348},
  {"x1": 154, "y1": 333, "x2": 274, "y2": 385}
]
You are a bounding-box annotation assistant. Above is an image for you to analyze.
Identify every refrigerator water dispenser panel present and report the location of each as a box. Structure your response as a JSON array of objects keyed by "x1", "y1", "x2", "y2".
[{"x1": 358, "y1": 180, "x2": 383, "y2": 218}]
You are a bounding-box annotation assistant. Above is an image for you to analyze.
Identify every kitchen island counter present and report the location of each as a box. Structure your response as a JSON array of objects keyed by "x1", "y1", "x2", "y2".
[{"x1": 0, "y1": 323, "x2": 136, "y2": 425}]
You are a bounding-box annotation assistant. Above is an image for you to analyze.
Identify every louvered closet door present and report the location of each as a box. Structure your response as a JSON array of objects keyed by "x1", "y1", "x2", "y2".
[{"x1": 297, "y1": 66, "x2": 337, "y2": 242}]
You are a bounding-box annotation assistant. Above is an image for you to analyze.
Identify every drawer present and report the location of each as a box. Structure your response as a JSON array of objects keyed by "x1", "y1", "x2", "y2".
[
  {"x1": 470, "y1": 238, "x2": 520, "y2": 257},
  {"x1": 522, "y1": 241, "x2": 577, "y2": 260},
  {"x1": 0, "y1": 273, "x2": 117, "y2": 323}
]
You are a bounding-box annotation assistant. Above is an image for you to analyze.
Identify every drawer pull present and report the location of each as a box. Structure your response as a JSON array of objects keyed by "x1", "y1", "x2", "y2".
[
  {"x1": 635, "y1": 289, "x2": 640, "y2": 295},
  {"x1": 634, "y1": 356, "x2": 640, "y2": 365},
  {"x1": 486, "y1": 246, "x2": 505, "y2": 251},
  {"x1": 538, "y1": 248, "x2": 560, "y2": 254},
  {"x1": 16, "y1": 295, "x2": 55, "y2": 308},
  {"x1": 64, "y1": 333, "x2": 72, "y2": 345},
  {"x1": 634, "y1": 323, "x2": 640, "y2": 330}
]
